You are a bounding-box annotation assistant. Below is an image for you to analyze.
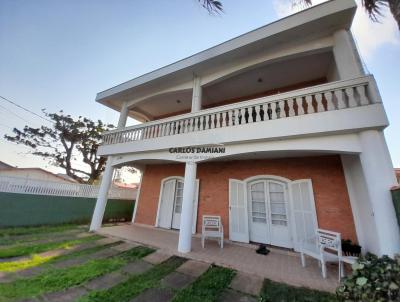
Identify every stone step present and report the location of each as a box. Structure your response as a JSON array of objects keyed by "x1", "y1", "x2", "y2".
[
  {"x1": 42, "y1": 286, "x2": 88, "y2": 302},
  {"x1": 219, "y1": 289, "x2": 257, "y2": 302},
  {"x1": 121, "y1": 260, "x2": 153, "y2": 275},
  {"x1": 229, "y1": 271, "x2": 264, "y2": 296},
  {"x1": 142, "y1": 250, "x2": 172, "y2": 265},
  {"x1": 130, "y1": 288, "x2": 174, "y2": 302},
  {"x1": 84, "y1": 271, "x2": 127, "y2": 290},
  {"x1": 176, "y1": 259, "x2": 210, "y2": 277},
  {"x1": 161, "y1": 271, "x2": 195, "y2": 290}
]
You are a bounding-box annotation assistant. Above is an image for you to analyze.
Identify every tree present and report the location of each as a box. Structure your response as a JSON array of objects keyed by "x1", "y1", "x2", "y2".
[
  {"x1": 198, "y1": 0, "x2": 400, "y2": 30},
  {"x1": 4, "y1": 111, "x2": 114, "y2": 184}
]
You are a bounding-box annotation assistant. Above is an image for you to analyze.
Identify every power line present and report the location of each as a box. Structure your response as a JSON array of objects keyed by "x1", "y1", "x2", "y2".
[
  {"x1": 0, "y1": 123, "x2": 13, "y2": 130},
  {"x1": 0, "y1": 103, "x2": 33, "y2": 124},
  {"x1": 0, "y1": 95, "x2": 53, "y2": 123}
]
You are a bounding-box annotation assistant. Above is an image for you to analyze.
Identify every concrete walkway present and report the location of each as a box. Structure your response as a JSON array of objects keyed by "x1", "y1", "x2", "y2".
[{"x1": 98, "y1": 224, "x2": 339, "y2": 292}]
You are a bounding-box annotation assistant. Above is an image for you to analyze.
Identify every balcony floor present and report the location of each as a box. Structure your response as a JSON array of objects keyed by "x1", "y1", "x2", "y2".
[{"x1": 97, "y1": 223, "x2": 340, "y2": 293}]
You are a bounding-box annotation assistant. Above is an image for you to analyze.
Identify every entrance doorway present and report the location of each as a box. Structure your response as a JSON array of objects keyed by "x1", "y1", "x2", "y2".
[
  {"x1": 247, "y1": 179, "x2": 292, "y2": 248},
  {"x1": 156, "y1": 177, "x2": 199, "y2": 234}
]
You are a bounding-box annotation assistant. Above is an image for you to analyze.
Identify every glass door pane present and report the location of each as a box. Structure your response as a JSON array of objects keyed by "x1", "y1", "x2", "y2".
[
  {"x1": 268, "y1": 182, "x2": 287, "y2": 226},
  {"x1": 250, "y1": 182, "x2": 266, "y2": 223},
  {"x1": 174, "y1": 181, "x2": 184, "y2": 214}
]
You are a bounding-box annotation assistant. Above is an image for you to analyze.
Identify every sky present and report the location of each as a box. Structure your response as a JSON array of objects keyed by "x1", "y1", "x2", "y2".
[{"x1": 0, "y1": 0, "x2": 399, "y2": 179}]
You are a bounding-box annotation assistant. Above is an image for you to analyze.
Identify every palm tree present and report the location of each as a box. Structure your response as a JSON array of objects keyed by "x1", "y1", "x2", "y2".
[{"x1": 198, "y1": 0, "x2": 400, "y2": 30}]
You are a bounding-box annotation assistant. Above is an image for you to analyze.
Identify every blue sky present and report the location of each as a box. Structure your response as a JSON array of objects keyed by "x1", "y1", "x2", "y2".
[{"x1": 0, "y1": 0, "x2": 399, "y2": 173}]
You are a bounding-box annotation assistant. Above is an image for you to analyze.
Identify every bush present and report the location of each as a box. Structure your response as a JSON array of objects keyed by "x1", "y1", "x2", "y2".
[{"x1": 336, "y1": 253, "x2": 400, "y2": 302}]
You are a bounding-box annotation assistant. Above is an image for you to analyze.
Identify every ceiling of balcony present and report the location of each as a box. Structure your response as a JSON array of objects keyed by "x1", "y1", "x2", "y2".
[{"x1": 129, "y1": 51, "x2": 334, "y2": 121}]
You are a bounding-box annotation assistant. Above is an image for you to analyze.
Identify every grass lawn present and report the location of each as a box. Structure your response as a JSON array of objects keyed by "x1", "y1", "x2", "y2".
[
  {"x1": 172, "y1": 265, "x2": 236, "y2": 302},
  {"x1": 0, "y1": 235, "x2": 101, "y2": 259},
  {"x1": 0, "y1": 224, "x2": 84, "y2": 238},
  {"x1": 0, "y1": 240, "x2": 122, "y2": 273},
  {"x1": 79, "y1": 256, "x2": 186, "y2": 302},
  {"x1": 260, "y1": 279, "x2": 337, "y2": 302},
  {"x1": 0, "y1": 224, "x2": 338, "y2": 302},
  {"x1": 0, "y1": 246, "x2": 154, "y2": 301}
]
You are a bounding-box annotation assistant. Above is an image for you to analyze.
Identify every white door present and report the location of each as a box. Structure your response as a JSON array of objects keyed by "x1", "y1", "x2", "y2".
[
  {"x1": 158, "y1": 178, "x2": 199, "y2": 234},
  {"x1": 247, "y1": 179, "x2": 292, "y2": 248},
  {"x1": 158, "y1": 179, "x2": 176, "y2": 229},
  {"x1": 290, "y1": 179, "x2": 318, "y2": 252},
  {"x1": 229, "y1": 179, "x2": 249, "y2": 243},
  {"x1": 248, "y1": 180, "x2": 270, "y2": 244},
  {"x1": 172, "y1": 180, "x2": 184, "y2": 229},
  {"x1": 268, "y1": 181, "x2": 292, "y2": 248}
]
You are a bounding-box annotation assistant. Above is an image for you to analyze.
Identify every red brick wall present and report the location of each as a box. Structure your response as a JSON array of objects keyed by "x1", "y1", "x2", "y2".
[{"x1": 135, "y1": 155, "x2": 358, "y2": 243}]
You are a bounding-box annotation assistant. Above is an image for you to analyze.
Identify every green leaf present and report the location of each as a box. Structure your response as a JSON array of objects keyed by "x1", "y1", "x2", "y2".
[{"x1": 356, "y1": 277, "x2": 368, "y2": 286}]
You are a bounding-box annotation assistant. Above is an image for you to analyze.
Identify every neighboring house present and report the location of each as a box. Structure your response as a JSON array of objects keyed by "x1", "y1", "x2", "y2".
[
  {"x1": 395, "y1": 169, "x2": 400, "y2": 184},
  {"x1": 0, "y1": 166, "x2": 76, "y2": 184},
  {"x1": 90, "y1": 0, "x2": 399, "y2": 257}
]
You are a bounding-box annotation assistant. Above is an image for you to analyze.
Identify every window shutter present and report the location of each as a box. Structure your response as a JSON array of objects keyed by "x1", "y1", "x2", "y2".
[
  {"x1": 290, "y1": 179, "x2": 318, "y2": 251},
  {"x1": 229, "y1": 179, "x2": 249, "y2": 243}
]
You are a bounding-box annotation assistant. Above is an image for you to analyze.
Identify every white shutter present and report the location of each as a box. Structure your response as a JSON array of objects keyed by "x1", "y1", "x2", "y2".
[
  {"x1": 158, "y1": 179, "x2": 176, "y2": 229},
  {"x1": 229, "y1": 179, "x2": 249, "y2": 243},
  {"x1": 192, "y1": 180, "x2": 200, "y2": 234},
  {"x1": 290, "y1": 179, "x2": 318, "y2": 251}
]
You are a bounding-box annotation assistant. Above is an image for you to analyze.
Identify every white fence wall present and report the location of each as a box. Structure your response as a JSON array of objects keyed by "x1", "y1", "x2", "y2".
[{"x1": 0, "y1": 176, "x2": 137, "y2": 200}]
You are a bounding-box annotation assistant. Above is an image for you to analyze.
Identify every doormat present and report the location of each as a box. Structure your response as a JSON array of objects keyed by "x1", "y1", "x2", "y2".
[{"x1": 256, "y1": 244, "x2": 270, "y2": 255}]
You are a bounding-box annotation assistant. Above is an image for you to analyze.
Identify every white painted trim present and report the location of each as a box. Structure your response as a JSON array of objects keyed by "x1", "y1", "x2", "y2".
[{"x1": 243, "y1": 175, "x2": 292, "y2": 184}]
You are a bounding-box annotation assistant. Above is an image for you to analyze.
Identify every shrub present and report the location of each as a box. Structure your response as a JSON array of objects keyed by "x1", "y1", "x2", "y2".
[{"x1": 336, "y1": 253, "x2": 400, "y2": 302}]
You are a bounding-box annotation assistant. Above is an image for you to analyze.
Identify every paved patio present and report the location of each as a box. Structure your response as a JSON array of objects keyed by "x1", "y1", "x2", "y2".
[{"x1": 97, "y1": 223, "x2": 339, "y2": 292}]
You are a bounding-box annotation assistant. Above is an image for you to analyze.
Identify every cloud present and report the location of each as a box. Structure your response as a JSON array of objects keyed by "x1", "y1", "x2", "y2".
[{"x1": 272, "y1": 0, "x2": 399, "y2": 59}]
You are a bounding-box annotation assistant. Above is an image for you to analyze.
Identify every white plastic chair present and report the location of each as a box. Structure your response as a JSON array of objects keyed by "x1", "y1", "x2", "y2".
[
  {"x1": 201, "y1": 215, "x2": 224, "y2": 249},
  {"x1": 300, "y1": 228, "x2": 342, "y2": 280}
]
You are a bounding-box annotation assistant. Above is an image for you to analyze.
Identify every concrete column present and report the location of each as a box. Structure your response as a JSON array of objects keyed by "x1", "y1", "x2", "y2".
[
  {"x1": 90, "y1": 103, "x2": 129, "y2": 232},
  {"x1": 178, "y1": 162, "x2": 197, "y2": 253},
  {"x1": 358, "y1": 130, "x2": 400, "y2": 256},
  {"x1": 333, "y1": 29, "x2": 364, "y2": 80},
  {"x1": 118, "y1": 102, "x2": 129, "y2": 128},
  {"x1": 90, "y1": 158, "x2": 114, "y2": 231},
  {"x1": 191, "y1": 76, "x2": 202, "y2": 113}
]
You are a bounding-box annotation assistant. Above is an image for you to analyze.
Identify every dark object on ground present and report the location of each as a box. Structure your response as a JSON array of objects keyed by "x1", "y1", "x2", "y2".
[{"x1": 256, "y1": 245, "x2": 270, "y2": 255}]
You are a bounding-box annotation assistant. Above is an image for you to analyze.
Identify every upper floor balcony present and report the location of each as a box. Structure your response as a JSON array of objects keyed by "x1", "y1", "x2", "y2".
[
  {"x1": 95, "y1": 0, "x2": 389, "y2": 158},
  {"x1": 98, "y1": 75, "x2": 388, "y2": 156}
]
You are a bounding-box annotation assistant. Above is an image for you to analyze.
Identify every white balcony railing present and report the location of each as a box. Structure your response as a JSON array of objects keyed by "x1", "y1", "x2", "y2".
[
  {"x1": 0, "y1": 176, "x2": 137, "y2": 200},
  {"x1": 102, "y1": 76, "x2": 380, "y2": 146}
]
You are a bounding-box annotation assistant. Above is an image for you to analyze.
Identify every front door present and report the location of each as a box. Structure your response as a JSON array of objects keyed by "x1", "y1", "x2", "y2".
[
  {"x1": 247, "y1": 179, "x2": 292, "y2": 248},
  {"x1": 157, "y1": 178, "x2": 199, "y2": 234}
]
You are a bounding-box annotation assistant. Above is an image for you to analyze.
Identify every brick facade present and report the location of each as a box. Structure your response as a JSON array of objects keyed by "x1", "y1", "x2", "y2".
[{"x1": 135, "y1": 155, "x2": 358, "y2": 244}]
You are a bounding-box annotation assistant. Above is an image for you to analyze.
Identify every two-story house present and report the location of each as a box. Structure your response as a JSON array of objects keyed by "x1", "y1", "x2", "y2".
[{"x1": 90, "y1": 0, "x2": 400, "y2": 258}]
